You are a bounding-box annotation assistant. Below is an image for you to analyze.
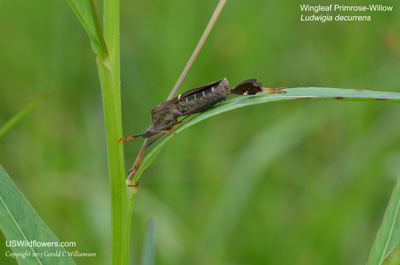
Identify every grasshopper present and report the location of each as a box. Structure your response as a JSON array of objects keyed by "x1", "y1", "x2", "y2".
[{"x1": 119, "y1": 78, "x2": 285, "y2": 183}]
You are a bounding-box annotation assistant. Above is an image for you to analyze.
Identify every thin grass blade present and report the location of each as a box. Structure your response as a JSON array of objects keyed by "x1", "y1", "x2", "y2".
[{"x1": 0, "y1": 93, "x2": 51, "y2": 139}]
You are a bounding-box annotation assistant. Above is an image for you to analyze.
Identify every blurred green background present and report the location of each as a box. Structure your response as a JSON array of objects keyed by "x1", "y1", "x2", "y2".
[{"x1": 1, "y1": 0, "x2": 399, "y2": 264}]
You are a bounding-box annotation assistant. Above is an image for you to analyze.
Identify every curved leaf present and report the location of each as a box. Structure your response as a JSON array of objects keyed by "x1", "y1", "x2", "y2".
[
  {"x1": 367, "y1": 175, "x2": 400, "y2": 265},
  {"x1": 66, "y1": 0, "x2": 107, "y2": 58},
  {"x1": 0, "y1": 166, "x2": 75, "y2": 265},
  {"x1": 129, "y1": 87, "x2": 400, "y2": 184}
]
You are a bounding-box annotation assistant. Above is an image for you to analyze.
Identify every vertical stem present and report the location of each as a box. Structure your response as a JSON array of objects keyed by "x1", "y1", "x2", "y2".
[
  {"x1": 97, "y1": 1, "x2": 227, "y2": 264},
  {"x1": 98, "y1": 0, "x2": 136, "y2": 265}
]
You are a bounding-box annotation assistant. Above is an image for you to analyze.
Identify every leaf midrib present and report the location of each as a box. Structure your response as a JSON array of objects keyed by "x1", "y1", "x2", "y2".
[{"x1": 0, "y1": 194, "x2": 43, "y2": 264}]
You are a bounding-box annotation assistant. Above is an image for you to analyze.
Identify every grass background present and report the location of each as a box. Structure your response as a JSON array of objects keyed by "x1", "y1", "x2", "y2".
[{"x1": 0, "y1": 0, "x2": 399, "y2": 264}]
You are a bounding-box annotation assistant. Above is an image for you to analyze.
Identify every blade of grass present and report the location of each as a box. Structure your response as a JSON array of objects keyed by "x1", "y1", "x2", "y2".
[
  {"x1": 0, "y1": 165, "x2": 75, "y2": 265},
  {"x1": 0, "y1": 92, "x2": 51, "y2": 139},
  {"x1": 88, "y1": 0, "x2": 108, "y2": 58},
  {"x1": 131, "y1": 87, "x2": 400, "y2": 185},
  {"x1": 367, "y1": 175, "x2": 400, "y2": 265},
  {"x1": 139, "y1": 219, "x2": 155, "y2": 265},
  {"x1": 66, "y1": 0, "x2": 108, "y2": 58}
]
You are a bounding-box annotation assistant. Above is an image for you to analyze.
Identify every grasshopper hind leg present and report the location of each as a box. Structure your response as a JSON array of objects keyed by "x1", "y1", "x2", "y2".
[
  {"x1": 127, "y1": 132, "x2": 168, "y2": 183},
  {"x1": 126, "y1": 119, "x2": 187, "y2": 185}
]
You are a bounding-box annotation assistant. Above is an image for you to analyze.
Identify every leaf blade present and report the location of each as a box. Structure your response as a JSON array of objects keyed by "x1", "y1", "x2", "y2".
[
  {"x1": 382, "y1": 243, "x2": 400, "y2": 265},
  {"x1": 130, "y1": 87, "x2": 400, "y2": 184},
  {"x1": 0, "y1": 166, "x2": 76, "y2": 265},
  {"x1": 66, "y1": 0, "x2": 107, "y2": 57},
  {"x1": 367, "y1": 175, "x2": 400, "y2": 265}
]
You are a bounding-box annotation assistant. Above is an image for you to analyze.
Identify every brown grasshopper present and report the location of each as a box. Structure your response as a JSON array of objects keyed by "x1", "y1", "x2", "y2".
[{"x1": 119, "y1": 78, "x2": 285, "y2": 183}]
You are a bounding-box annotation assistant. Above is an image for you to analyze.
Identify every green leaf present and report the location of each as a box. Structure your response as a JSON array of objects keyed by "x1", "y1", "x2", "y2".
[
  {"x1": 139, "y1": 219, "x2": 155, "y2": 265},
  {"x1": 382, "y1": 243, "x2": 400, "y2": 265},
  {"x1": 367, "y1": 175, "x2": 400, "y2": 265},
  {"x1": 130, "y1": 87, "x2": 400, "y2": 184},
  {"x1": 66, "y1": 0, "x2": 108, "y2": 58},
  {"x1": 0, "y1": 165, "x2": 76, "y2": 265},
  {"x1": 0, "y1": 93, "x2": 51, "y2": 139}
]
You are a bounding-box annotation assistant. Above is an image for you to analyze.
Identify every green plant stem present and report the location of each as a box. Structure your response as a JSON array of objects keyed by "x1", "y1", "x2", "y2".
[{"x1": 98, "y1": 0, "x2": 136, "y2": 265}]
